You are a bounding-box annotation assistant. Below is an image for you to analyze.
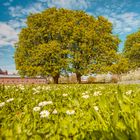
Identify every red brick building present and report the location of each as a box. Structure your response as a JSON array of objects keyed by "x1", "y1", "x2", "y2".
[{"x1": 0, "y1": 75, "x2": 47, "y2": 84}]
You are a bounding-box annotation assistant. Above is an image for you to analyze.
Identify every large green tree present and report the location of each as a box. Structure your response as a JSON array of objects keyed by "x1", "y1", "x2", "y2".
[
  {"x1": 68, "y1": 16, "x2": 120, "y2": 83},
  {"x1": 15, "y1": 8, "x2": 72, "y2": 83},
  {"x1": 124, "y1": 31, "x2": 140, "y2": 69},
  {"x1": 15, "y1": 8, "x2": 120, "y2": 83}
]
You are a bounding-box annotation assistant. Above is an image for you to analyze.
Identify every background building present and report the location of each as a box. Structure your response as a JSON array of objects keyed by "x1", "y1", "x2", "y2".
[{"x1": 0, "y1": 68, "x2": 47, "y2": 84}]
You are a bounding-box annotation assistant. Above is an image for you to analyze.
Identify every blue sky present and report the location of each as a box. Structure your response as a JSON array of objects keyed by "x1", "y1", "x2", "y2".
[{"x1": 0, "y1": 0, "x2": 140, "y2": 73}]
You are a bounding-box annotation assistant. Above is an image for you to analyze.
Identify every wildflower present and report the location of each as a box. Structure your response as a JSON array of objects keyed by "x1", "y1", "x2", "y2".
[
  {"x1": 82, "y1": 92, "x2": 86, "y2": 95},
  {"x1": 125, "y1": 90, "x2": 132, "y2": 95},
  {"x1": 82, "y1": 95, "x2": 89, "y2": 99},
  {"x1": 40, "y1": 110, "x2": 50, "y2": 118},
  {"x1": 82, "y1": 91, "x2": 88, "y2": 95},
  {"x1": 66, "y1": 110, "x2": 75, "y2": 115},
  {"x1": 38, "y1": 101, "x2": 53, "y2": 107},
  {"x1": 0, "y1": 102, "x2": 5, "y2": 107},
  {"x1": 93, "y1": 91, "x2": 102, "y2": 96},
  {"x1": 94, "y1": 106, "x2": 99, "y2": 111},
  {"x1": 42, "y1": 86, "x2": 51, "y2": 90},
  {"x1": 6, "y1": 98, "x2": 14, "y2": 103},
  {"x1": 62, "y1": 93, "x2": 68, "y2": 97},
  {"x1": 52, "y1": 109, "x2": 58, "y2": 114},
  {"x1": 18, "y1": 85, "x2": 25, "y2": 90},
  {"x1": 33, "y1": 107, "x2": 41, "y2": 112}
]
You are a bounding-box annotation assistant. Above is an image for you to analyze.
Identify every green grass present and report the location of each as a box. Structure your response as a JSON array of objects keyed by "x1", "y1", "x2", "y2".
[{"x1": 0, "y1": 84, "x2": 140, "y2": 140}]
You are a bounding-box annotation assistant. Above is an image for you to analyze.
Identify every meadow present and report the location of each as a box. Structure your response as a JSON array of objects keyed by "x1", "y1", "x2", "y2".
[{"x1": 0, "y1": 84, "x2": 140, "y2": 140}]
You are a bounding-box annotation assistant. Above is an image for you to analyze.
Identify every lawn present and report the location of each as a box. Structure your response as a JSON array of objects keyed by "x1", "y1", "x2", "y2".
[{"x1": 0, "y1": 84, "x2": 140, "y2": 140}]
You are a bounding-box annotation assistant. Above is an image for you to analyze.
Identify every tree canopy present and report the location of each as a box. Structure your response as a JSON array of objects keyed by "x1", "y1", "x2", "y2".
[
  {"x1": 124, "y1": 31, "x2": 140, "y2": 69},
  {"x1": 15, "y1": 8, "x2": 120, "y2": 83}
]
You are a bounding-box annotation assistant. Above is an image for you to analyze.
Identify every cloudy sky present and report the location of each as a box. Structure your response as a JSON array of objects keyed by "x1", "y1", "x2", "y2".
[{"x1": 0, "y1": 0, "x2": 140, "y2": 73}]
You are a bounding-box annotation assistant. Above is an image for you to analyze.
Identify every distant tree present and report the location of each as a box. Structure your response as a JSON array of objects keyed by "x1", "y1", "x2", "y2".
[
  {"x1": 124, "y1": 31, "x2": 140, "y2": 69},
  {"x1": 15, "y1": 8, "x2": 120, "y2": 83},
  {"x1": 109, "y1": 53, "x2": 129, "y2": 80}
]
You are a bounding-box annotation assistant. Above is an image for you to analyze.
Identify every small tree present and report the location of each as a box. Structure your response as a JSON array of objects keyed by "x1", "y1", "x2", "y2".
[
  {"x1": 124, "y1": 31, "x2": 140, "y2": 69},
  {"x1": 109, "y1": 54, "x2": 129, "y2": 80}
]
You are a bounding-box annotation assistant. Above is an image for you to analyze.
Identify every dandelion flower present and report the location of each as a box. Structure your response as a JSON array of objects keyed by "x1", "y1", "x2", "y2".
[
  {"x1": 94, "y1": 106, "x2": 99, "y2": 111},
  {"x1": 82, "y1": 91, "x2": 88, "y2": 95},
  {"x1": 0, "y1": 102, "x2": 5, "y2": 107},
  {"x1": 66, "y1": 110, "x2": 75, "y2": 115},
  {"x1": 52, "y1": 109, "x2": 58, "y2": 114},
  {"x1": 125, "y1": 90, "x2": 132, "y2": 95},
  {"x1": 82, "y1": 95, "x2": 89, "y2": 99},
  {"x1": 38, "y1": 101, "x2": 53, "y2": 107},
  {"x1": 93, "y1": 91, "x2": 102, "y2": 96},
  {"x1": 40, "y1": 110, "x2": 50, "y2": 118},
  {"x1": 6, "y1": 98, "x2": 14, "y2": 103},
  {"x1": 62, "y1": 94, "x2": 68, "y2": 97},
  {"x1": 33, "y1": 107, "x2": 41, "y2": 112}
]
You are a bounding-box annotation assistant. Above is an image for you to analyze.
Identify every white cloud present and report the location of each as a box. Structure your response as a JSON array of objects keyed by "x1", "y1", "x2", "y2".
[
  {"x1": 3, "y1": 2, "x2": 11, "y2": 6},
  {"x1": 3, "y1": 0, "x2": 13, "y2": 6},
  {"x1": 0, "y1": 22, "x2": 18, "y2": 47},
  {"x1": 107, "y1": 12, "x2": 140, "y2": 34},
  {"x1": 46, "y1": 0, "x2": 91, "y2": 10},
  {"x1": 8, "y1": 0, "x2": 92, "y2": 18},
  {"x1": 7, "y1": 19, "x2": 26, "y2": 29},
  {"x1": 2, "y1": 0, "x2": 92, "y2": 48},
  {"x1": 5, "y1": 0, "x2": 140, "y2": 37},
  {"x1": 8, "y1": 2, "x2": 44, "y2": 18},
  {"x1": 91, "y1": 0, "x2": 140, "y2": 34},
  {"x1": 5, "y1": 0, "x2": 92, "y2": 45}
]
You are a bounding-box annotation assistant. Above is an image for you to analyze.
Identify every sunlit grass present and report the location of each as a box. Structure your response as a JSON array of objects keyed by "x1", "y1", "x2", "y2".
[{"x1": 0, "y1": 84, "x2": 140, "y2": 139}]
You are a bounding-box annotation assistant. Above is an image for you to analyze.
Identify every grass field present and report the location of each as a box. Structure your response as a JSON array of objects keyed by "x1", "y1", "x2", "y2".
[{"x1": 0, "y1": 84, "x2": 140, "y2": 140}]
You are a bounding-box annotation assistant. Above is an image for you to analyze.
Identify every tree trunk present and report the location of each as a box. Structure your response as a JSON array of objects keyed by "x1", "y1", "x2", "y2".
[
  {"x1": 76, "y1": 73, "x2": 81, "y2": 84},
  {"x1": 53, "y1": 74, "x2": 59, "y2": 84}
]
